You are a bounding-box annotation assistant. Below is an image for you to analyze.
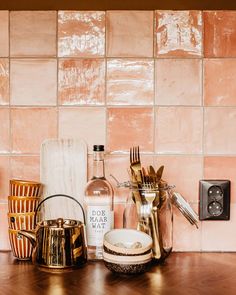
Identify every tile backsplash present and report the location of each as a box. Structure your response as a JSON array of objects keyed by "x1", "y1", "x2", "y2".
[{"x1": 0, "y1": 10, "x2": 236, "y2": 252}]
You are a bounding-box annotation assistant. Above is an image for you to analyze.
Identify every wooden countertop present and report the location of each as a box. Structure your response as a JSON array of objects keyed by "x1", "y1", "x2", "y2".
[{"x1": 1, "y1": 252, "x2": 236, "y2": 295}]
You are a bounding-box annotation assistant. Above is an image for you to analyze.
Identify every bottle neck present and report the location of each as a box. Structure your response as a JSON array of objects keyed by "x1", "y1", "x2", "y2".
[{"x1": 92, "y1": 151, "x2": 105, "y2": 179}]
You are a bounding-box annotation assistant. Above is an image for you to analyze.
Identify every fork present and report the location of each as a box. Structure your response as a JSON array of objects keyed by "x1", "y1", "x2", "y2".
[
  {"x1": 130, "y1": 146, "x2": 142, "y2": 183},
  {"x1": 142, "y1": 182, "x2": 156, "y2": 205},
  {"x1": 141, "y1": 182, "x2": 162, "y2": 259}
]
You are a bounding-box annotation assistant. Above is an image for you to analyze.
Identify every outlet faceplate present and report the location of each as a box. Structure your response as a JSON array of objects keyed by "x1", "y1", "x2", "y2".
[{"x1": 199, "y1": 180, "x2": 230, "y2": 220}]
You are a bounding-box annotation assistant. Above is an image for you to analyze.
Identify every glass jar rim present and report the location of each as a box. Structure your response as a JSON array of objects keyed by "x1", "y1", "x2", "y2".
[{"x1": 129, "y1": 183, "x2": 175, "y2": 192}]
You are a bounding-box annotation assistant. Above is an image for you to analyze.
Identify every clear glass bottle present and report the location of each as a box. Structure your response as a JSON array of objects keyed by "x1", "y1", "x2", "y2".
[{"x1": 84, "y1": 145, "x2": 114, "y2": 260}]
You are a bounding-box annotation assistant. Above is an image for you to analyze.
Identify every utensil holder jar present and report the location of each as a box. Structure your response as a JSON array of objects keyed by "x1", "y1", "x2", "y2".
[{"x1": 123, "y1": 185, "x2": 173, "y2": 262}]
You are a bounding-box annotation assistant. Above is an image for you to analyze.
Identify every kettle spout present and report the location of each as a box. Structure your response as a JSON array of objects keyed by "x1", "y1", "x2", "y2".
[{"x1": 18, "y1": 230, "x2": 36, "y2": 248}]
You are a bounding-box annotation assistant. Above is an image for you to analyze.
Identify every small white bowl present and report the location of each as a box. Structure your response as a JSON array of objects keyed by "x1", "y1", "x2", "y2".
[
  {"x1": 104, "y1": 229, "x2": 152, "y2": 256},
  {"x1": 103, "y1": 251, "x2": 152, "y2": 263}
]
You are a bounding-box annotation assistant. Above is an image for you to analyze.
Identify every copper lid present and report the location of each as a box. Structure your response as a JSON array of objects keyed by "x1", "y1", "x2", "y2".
[{"x1": 39, "y1": 218, "x2": 82, "y2": 228}]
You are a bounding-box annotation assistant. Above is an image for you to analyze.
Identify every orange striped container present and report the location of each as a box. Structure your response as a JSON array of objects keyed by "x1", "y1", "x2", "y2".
[
  {"x1": 8, "y1": 196, "x2": 40, "y2": 213},
  {"x1": 8, "y1": 212, "x2": 35, "y2": 231},
  {"x1": 10, "y1": 180, "x2": 42, "y2": 197},
  {"x1": 8, "y1": 229, "x2": 33, "y2": 260}
]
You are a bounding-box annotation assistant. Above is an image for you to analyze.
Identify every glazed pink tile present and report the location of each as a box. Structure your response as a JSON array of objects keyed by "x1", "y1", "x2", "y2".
[
  {"x1": 10, "y1": 156, "x2": 40, "y2": 182},
  {"x1": 10, "y1": 11, "x2": 57, "y2": 57},
  {"x1": 107, "y1": 59, "x2": 154, "y2": 105},
  {"x1": 58, "y1": 59, "x2": 105, "y2": 105},
  {"x1": 10, "y1": 59, "x2": 57, "y2": 106},
  {"x1": 204, "y1": 157, "x2": 236, "y2": 203},
  {"x1": 204, "y1": 59, "x2": 236, "y2": 106},
  {"x1": 0, "y1": 11, "x2": 9, "y2": 57},
  {"x1": 155, "y1": 10, "x2": 202, "y2": 57},
  {"x1": 154, "y1": 155, "x2": 203, "y2": 203},
  {"x1": 173, "y1": 205, "x2": 201, "y2": 251},
  {"x1": 0, "y1": 203, "x2": 10, "y2": 250},
  {"x1": 107, "y1": 108, "x2": 154, "y2": 153},
  {"x1": 106, "y1": 11, "x2": 153, "y2": 57},
  {"x1": 105, "y1": 154, "x2": 154, "y2": 203},
  {"x1": 155, "y1": 107, "x2": 203, "y2": 154},
  {"x1": 59, "y1": 107, "x2": 106, "y2": 153},
  {"x1": 0, "y1": 59, "x2": 9, "y2": 105},
  {"x1": 11, "y1": 108, "x2": 57, "y2": 154},
  {"x1": 58, "y1": 11, "x2": 105, "y2": 57},
  {"x1": 0, "y1": 156, "x2": 10, "y2": 200},
  {"x1": 155, "y1": 59, "x2": 202, "y2": 106},
  {"x1": 204, "y1": 107, "x2": 236, "y2": 154},
  {"x1": 202, "y1": 204, "x2": 236, "y2": 251},
  {"x1": 0, "y1": 108, "x2": 10, "y2": 153},
  {"x1": 204, "y1": 11, "x2": 236, "y2": 57}
]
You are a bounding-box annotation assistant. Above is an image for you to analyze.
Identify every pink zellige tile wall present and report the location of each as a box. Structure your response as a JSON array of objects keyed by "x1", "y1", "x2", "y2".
[{"x1": 0, "y1": 10, "x2": 236, "y2": 251}]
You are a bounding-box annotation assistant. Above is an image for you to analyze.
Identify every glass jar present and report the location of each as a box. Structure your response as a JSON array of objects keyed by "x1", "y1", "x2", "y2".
[
  {"x1": 157, "y1": 184, "x2": 173, "y2": 260},
  {"x1": 123, "y1": 184, "x2": 173, "y2": 262},
  {"x1": 123, "y1": 192, "x2": 138, "y2": 230}
]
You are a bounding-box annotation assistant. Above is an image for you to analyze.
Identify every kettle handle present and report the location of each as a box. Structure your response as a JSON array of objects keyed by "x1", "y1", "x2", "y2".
[{"x1": 34, "y1": 194, "x2": 86, "y2": 225}]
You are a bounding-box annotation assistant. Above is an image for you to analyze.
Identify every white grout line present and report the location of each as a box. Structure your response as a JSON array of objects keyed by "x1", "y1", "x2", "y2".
[
  {"x1": 5, "y1": 104, "x2": 236, "y2": 108},
  {"x1": 2, "y1": 152, "x2": 236, "y2": 157},
  {"x1": 56, "y1": 11, "x2": 59, "y2": 140},
  {"x1": 104, "y1": 11, "x2": 108, "y2": 150},
  {"x1": 8, "y1": 11, "x2": 11, "y2": 181}
]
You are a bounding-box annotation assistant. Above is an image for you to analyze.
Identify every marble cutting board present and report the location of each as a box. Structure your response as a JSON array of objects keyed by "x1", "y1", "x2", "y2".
[{"x1": 40, "y1": 138, "x2": 87, "y2": 222}]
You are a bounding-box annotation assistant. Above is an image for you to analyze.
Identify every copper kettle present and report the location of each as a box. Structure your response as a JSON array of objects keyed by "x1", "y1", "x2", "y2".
[{"x1": 18, "y1": 194, "x2": 87, "y2": 269}]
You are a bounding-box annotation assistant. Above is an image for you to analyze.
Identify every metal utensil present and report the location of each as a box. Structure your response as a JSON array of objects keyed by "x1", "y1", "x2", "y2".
[
  {"x1": 130, "y1": 146, "x2": 142, "y2": 183},
  {"x1": 152, "y1": 207, "x2": 164, "y2": 259},
  {"x1": 142, "y1": 187, "x2": 162, "y2": 259},
  {"x1": 156, "y1": 165, "x2": 164, "y2": 183},
  {"x1": 147, "y1": 166, "x2": 157, "y2": 184}
]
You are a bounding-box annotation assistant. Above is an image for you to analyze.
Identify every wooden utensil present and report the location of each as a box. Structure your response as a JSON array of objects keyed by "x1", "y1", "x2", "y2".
[{"x1": 40, "y1": 139, "x2": 87, "y2": 221}]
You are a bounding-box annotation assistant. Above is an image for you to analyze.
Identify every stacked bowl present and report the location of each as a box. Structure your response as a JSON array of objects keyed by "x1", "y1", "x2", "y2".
[
  {"x1": 103, "y1": 229, "x2": 153, "y2": 274},
  {"x1": 8, "y1": 179, "x2": 42, "y2": 260}
]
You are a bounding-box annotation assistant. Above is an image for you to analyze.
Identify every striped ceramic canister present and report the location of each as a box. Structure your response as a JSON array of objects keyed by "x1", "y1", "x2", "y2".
[
  {"x1": 8, "y1": 196, "x2": 40, "y2": 213},
  {"x1": 8, "y1": 212, "x2": 35, "y2": 230},
  {"x1": 8, "y1": 229, "x2": 33, "y2": 260},
  {"x1": 10, "y1": 179, "x2": 42, "y2": 197}
]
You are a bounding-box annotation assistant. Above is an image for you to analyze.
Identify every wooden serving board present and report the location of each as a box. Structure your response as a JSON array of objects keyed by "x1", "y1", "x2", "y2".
[{"x1": 40, "y1": 139, "x2": 87, "y2": 222}]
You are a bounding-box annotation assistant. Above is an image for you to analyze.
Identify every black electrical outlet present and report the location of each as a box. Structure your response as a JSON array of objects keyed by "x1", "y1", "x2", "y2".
[{"x1": 199, "y1": 180, "x2": 230, "y2": 220}]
